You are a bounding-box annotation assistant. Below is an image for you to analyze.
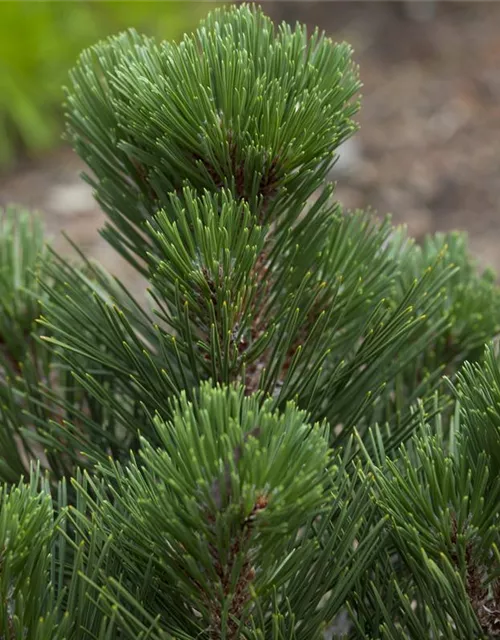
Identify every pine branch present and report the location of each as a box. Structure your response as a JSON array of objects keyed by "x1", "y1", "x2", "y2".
[{"x1": 1, "y1": 4, "x2": 500, "y2": 638}]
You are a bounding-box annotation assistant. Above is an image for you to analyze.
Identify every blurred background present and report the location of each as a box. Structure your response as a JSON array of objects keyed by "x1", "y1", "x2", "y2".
[{"x1": 0, "y1": 1, "x2": 499, "y2": 287}]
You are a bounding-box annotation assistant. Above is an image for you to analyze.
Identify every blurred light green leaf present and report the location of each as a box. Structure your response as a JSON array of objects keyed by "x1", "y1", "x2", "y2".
[{"x1": 0, "y1": 1, "x2": 210, "y2": 167}]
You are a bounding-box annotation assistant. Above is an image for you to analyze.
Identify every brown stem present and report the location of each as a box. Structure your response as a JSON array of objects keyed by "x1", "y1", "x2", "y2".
[
  {"x1": 244, "y1": 251, "x2": 272, "y2": 395},
  {"x1": 206, "y1": 496, "x2": 267, "y2": 639},
  {"x1": 451, "y1": 515, "x2": 500, "y2": 635}
]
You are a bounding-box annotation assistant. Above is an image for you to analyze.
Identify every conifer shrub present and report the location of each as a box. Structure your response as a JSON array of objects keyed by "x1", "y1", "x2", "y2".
[{"x1": 1, "y1": 5, "x2": 500, "y2": 638}]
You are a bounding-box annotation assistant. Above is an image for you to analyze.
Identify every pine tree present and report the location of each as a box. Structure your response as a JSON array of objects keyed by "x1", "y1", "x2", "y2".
[{"x1": 1, "y1": 4, "x2": 500, "y2": 638}]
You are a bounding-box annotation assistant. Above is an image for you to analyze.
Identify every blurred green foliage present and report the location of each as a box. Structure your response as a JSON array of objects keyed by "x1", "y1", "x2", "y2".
[{"x1": 0, "y1": 1, "x2": 208, "y2": 168}]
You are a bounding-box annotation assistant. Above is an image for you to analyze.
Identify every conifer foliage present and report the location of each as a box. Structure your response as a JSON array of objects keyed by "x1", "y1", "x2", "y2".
[{"x1": 1, "y1": 4, "x2": 500, "y2": 638}]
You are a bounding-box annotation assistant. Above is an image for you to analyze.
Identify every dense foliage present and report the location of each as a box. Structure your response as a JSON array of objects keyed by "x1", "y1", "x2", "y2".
[{"x1": 1, "y1": 5, "x2": 500, "y2": 638}]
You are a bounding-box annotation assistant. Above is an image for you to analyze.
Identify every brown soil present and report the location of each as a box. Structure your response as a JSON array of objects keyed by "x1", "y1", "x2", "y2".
[{"x1": 270, "y1": 2, "x2": 500, "y2": 270}]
